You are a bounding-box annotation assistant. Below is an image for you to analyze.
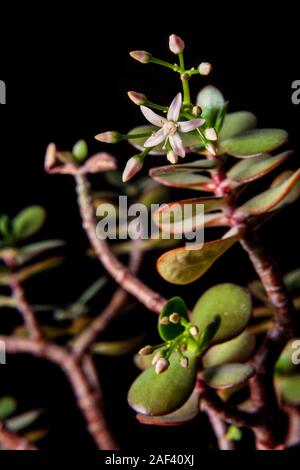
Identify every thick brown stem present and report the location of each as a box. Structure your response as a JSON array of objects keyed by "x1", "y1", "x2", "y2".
[
  {"x1": 9, "y1": 275, "x2": 43, "y2": 341},
  {"x1": 75, "y1": 174, "x2": 166, "y2": 313},
  {"x1": 202, "y1": 405, "x2": 235, "y2": 450},
  {"x1": 0, "y1": 336, "x2": 118, "y2": 450},
  {"x1": 0, "y1": 422, "x2": 37, "y2": 450}
]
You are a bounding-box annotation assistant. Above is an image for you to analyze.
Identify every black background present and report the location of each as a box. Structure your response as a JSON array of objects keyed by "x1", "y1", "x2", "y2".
[{"x1": 0, "y1": 4, "x2": 299, "y2": 452}]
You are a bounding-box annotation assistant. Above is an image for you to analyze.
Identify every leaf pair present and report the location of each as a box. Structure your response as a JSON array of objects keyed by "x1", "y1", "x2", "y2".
[{"x1": 0, "y1": 206, "x2": 46, "y2": 246}]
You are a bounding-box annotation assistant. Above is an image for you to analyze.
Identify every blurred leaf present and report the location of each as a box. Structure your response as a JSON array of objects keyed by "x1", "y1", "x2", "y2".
[
  {"x1": 279, "y1": 375, "x2": 300, "y2": 405},
  {"x1": 153, "y1": 197, "x2": 225, "y2": 234},
  {"x1": 77, "y1": 276, "x2": 109, "y2": 305},
  {"x1": 157, "y1": 236, "x2": 239, "y2": 285},
  {"x1": 91, "y1": 335, "x2": 144, "y2": 356},
  {"x1": 24, "y1": 429, "x2": 48, "y2": 443},
  {"x1": 248, "y1": 280, "x2": 269, "y2": 304},
  {"x1": 138, "y1": 184, "x2": 169, "y2": 208},
  {"x1": 15, "y1": 240, "x2": 65, "y2": 265},
  {"x1": 192, "y1": 284, "x2": 252, "y2": 344},
  {"x1": 112, "y1": 238, "x2": 179, "y2": 255},
  {"x1": 198, "y1": 315, "x2": 221, "y2": 352},
  {"x1": 202, "y1": 331, "x2": 256, "y2": 368},
  {"x1": 13, "y1": 206, "x2": 46, "y2": 242},
  {"x1": 202, "y1": 363, "x2": 255, "y2": 389},
  {"x1": 247, "y1": 320, "x2": 272, "y2": 335},
  {"x1": 136, "y1": 386, "x2": 201, "y2": 426},
  {"x1": 128, "y1": 351, "x2": 197, "y2": 416},
  {"x1": 158, "y1": 297, "x2": 189, "y2": 341},
  {"x1": 219, "y1": 112, "x2": 257, "y2": 141},
  {"x1": 149, "y1": 160, "x2": 216, "y2": 191},
  {"x1": 0, "y1": 397, "x2": 17, "y2": 420},
  {"x1": 0, "y1": 296, "x2": 17, "y2": 308},
  {"x1": 275, "y1": 338, "x2": 300, "y2": 374},
  {"x1": 284, "y1": 269, "x2": 300, "y2": 292},
  {"x1": 220, "y1": 129, "x2": 288, "y2": 157},
  {"x1": 72, "y1": 140, "x2": 88, "y2": 162},
  {"x1": 197, "y1": 86, "x2": 225, "y2": 128},
  {"x1": 6, "y1": 409, "x2": 42, "y2": 432},
  {"x1": 226, "y1": 425, "x2": 243, "y2": 442},
  {"x1": 17, "y1": 256, "x2": 63, "y2": 282},
  {"x1": 235, "y1": 169, "x2": 300, "y2": 216},
  {"x1": 0, "y1": 215, "x2": 12, "y2": 243},
  {"x1": 227, "y1": 151, "x2": 292, "y2": 184}
]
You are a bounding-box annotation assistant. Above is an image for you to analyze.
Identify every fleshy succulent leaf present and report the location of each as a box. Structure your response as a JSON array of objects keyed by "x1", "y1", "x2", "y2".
[
  {"x1": 0, "y1": 397, "x2": 17, "y2": 420},
  {"x1": 202, "y1": 363, "x2": 255, "y2": 389},
  {"x1": 279, "y1": 375, "x2": 300, "y2": 405},
  {"x1": 220, "y1": 129, "x2": 288, "y2": 157},
  {"x1": 275, "y1": 339, "x2": 300, "y2": 374},
  {"x1": 202, "y1": 331, "x2": 256, "y2": 367},
  {"x1": 13, "y1": 206, "x2": 46, "y2": 242},
  {"x1": 157, "y1": 236, "x2": 239, "y2": 285},
  {"x1": 218, "y1": 112, "x2": 257, "y2": 141},
  {"x1": 91, "y1": 335, "x2": 144, "y2": 356},
  {"x1": 192, "y1": 284, "x2": 252, "y2": 344},
  {"x1": 158, "y1": 297, "x2": 189, "y2": 341}
]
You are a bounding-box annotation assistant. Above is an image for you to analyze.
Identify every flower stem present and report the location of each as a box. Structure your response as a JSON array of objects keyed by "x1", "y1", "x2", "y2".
[
  {"x1": 179, "y1": 53, "x2": 191, "y2": 105},
  {"x1": 151, "y1": 57, "x2": 178, "y2": 71}
]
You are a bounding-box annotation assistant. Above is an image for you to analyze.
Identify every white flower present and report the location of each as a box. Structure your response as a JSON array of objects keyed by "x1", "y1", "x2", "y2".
[{"x1": 140, "y1": 93, "x2": 205, "y2": 159}]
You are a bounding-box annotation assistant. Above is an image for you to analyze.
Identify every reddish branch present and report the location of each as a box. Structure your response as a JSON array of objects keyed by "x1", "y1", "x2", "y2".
[
  {"x1": 202, "y1": 405, "x2": 234, "y2": 450},
  {"x1": 75, "y1": 174, "x2": 166, "y2": 313},
  {"x1": 0, "y1": 422, "x2": 37, "y2": 450},
  {"x1": 0, "y1": 335, "x2": 118, "y2": 450}
]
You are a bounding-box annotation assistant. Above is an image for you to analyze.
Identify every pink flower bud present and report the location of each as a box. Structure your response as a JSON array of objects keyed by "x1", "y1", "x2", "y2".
[
  {"x1": 95, "y1": 131, "x2": 121, "y2": 144},
  {"x1": 190, "y1": 326, "x2": 199, "y2": 337},
  {"x1": 139, "y1": 345, "x2": 153, "y2": 356},
  {"x1": 169, "y1": 34, "x2": 185, "y2": 54},
  {"x1": 180, "y1": 357, "x2": 189, "y2": 368},
  {"x1": 122, "y1": 156, "x2": 143, "y2": 182},
  {"x1": 198, "y1": 62, "x2": 212, "y2": 76},
  {"x1": 128, "y1": 91, "x2": 147, "y2": 105},
  {"x1": 45, "y1": 143, "x2": 58, "y2": 171},
  {"x1": 155, "y1": 358, "x2": 169, "y2": 374},
  {"x1": 129, "y1": 50, "x2": 152, "y2": 64},
  {"x1": 169, "y1": 313, "x2": 181, "y2": 324},
  {"x1": 205, "y1": 128, "x2": 218, "y2": 141},
  {"x1": 167, "y1": 150, "x2": 179, "y2": 164},
  {"x1": 206, "y1": 143, "x2": 217, "y2": 156}
]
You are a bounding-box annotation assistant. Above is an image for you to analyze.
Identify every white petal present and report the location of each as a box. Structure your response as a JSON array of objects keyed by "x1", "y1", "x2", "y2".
[
  {"x1": 178, "y1": 118, "x2": 205, "y2": 133},
  {"x1": 140, "y1": 106, "x2": 166, "y2": 127},
  {"x1": 169, "y1": 133, "x2": 185, "y2": 157},
  {"x1": 144, "y1": 128, "x2": 166, "y2": 147},
  {"x1": 167, "y1": 93, "x2": 182, "y2": 121}
]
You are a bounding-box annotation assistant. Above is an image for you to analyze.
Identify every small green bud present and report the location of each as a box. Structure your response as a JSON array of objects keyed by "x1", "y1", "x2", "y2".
[
  {"x1": 130, "y1": 51, "x2": 152, "y2": 64},
  {"x1": 72, "y1": 140, "x2": 88, "y2": 162},
  {"x1": 128, "y1": 91, "x2": 147, "y2": 105},
  {"x1": 95, "y1": 131, "x2": 122, "y2": 144}
]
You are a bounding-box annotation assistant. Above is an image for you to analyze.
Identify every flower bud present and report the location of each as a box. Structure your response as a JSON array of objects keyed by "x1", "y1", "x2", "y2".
[
  {"x1": 128, "y1": 91, "x2": 147, "y2": 106},
  {"x1": 122, "y1": 156, "x2": 143, "y2": 182},
  {"x1": 139, "y1": 345, "x2": 153, "y2": 356},
  {"x1": 72, "y1": 140, "x2": 88, "y2": 162},
  {"x1": 190, "y1": 325, "x2": 199, "y2": 337},
  {"x1": 180, "y1": 357, "x2": 189, "y2": 368},
  {"x1": 130, "y1": 50, "x2": 152, "y2": 64},
  {"x1": 45, "y1": 143, "x2": 58, "y2": 171},
  {"x1": 169, "y1": 34, "x2": 185, "y2": 54},
  {"x1": 205, "y1": 128, "x2": 218, "y2": 141},
  {"x1": 159, "y1": 316, "x2": 170, "y2": 325},
  {"x1": 167, "y1": 150, "x2": 178, "y2": 164},
  {"x1": 206, "y1": 143, "x2": 217, "y2": 156},
  {"x1": 155, "y1": 358, "x2": 169, "y2": 374},
  {"x1": 198, "y1": 62, "x2": 212, "y2": 76},
  {"x1": 95, "y1": 131, "x2": 121, "y2": 144},
  {"x1": 169, "y1": 313, "x2": 181, "y2": 324},
  {"x1": 152, "y1": 351, "x2": 162, "y2": 365},
  {"x1": 192, "y1": 105, "x2": 202, "y2": 116}
]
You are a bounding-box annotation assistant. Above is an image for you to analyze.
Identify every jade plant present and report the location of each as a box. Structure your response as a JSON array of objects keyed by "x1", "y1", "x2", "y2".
[{"x1": 0, "y1": 34, "x2": 299, "y2": 451}]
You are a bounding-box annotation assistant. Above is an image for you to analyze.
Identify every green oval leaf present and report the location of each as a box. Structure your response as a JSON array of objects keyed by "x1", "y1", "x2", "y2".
[
  {"x1": 284, "y1": 269, "x2": 300, "y2": 292},
  {"x1": 279, "y1": 375, "x2": 300, "y2": 404},
  {"x1": 91, "y1": 335, "x2": 144, "y2": 356},
  {"x1": 275, "y1": 338, "x2": 300, "y2": 374},
  {"x1": 128, "y1": 352, "x2": 197, "y2": 416},
  {"x1": 0, "y1": 396, "x2": 17, "y2": 420},
  {"x1": 15, "y1": 240, "x2": 65, "y2": 265},
  {"x1": 153, "y1": 197, "x2": 225, "y2": 234},
  {"x1": 13, "y1": 206, "x2": 46, "y2": 242},
  {"x1": 220, "y1": 129, "x2": 288, "y2": 157},
  {"x1": 136, "y1": 386, "x2": 201, "y2": 426},
  {"x1": 270, "y1": 170, "x2": 300, "y2": 210},
  {"x1": 192, "y1": 284, "x2": 252, "y2": 344},
  {"x1": 227, "y1": 151, "x2": 292, "y2": 184},
  {"x1": 202, "y1": 363, "x2": 255, "y2": 389},
  {"x1": 6, "y1": 409, "x2": 42, "y2": 432},
  {"x1": 149, "y1": 160, "x2": 216, "y2": 191},
  {"x1": 72, "y1": 140, "x2": 88, "y2": 162},
  {"x1": 219, "y1": 112, "x2": 257, "y2": 141},
  {"x1": 158, "y1": 297, "x2": 188, "y2": 341},
  {"x1": 202, "y1": 331, "x2": 256, "y2": 368},
  {"x1": 157, "y1": 236, "x2": 239, "y2": 285},
  {"x1": 235, "y1": 169, "x2": 300, "y2": 216},
  {"x1": 197, "y1": 86, "x2": 225, "y2": 109}
]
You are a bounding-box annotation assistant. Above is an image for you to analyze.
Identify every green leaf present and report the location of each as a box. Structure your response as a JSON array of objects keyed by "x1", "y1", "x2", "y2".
[
  {"x1": 15, "y1": 240, "x2": 65, "y2": 265},
  {"x1": 157, "y1": 235, "x2": 239, "y2": 285},
  {"x1": 248, "y1": 280, "x2": 269, "y2": 304},
  {"x1": 158, "y1": 297, "x2": 189, "y2": 341},
  {"x1": 219, "y1": 112, "x2": 257, "y2": 141},
  {"x1": 138, "y1": 184, "x2": 169, "y2": 208},
  {"x1": 226, "y1": 425, "x2": 243, "y2": 442},
  {"x1": 153, "y1": 197, "x2": 225, "y2": 234},
  {"x1": 202, "y1": 331, "x2": 256, "y2": 368},
  {"x1": 284, "y1": 269, "x2": 300, "y2": 292},
  {"x1": 24, "y1": 429, "x2": 48, "y2": 443},
  {"x1": 0, "y1": 397, "x2": 17, "y2": 420},
  {"x1": 270, "y1": 170, "x2": 300, "y2": 209},
  {"x1": 275, "y1": 339, "x2": 300, "y2": 374},
  {"x1": 279, "y1": 375, "x2": 300, "y2": 404},
  {"x1": 197, "y1": 86, "x2": 225, "y2": 127},
  {"x1": 235, "y1": 169, "x2": 300, "y2": 216},
  {"x1": 198, "y1": 315, "x2": 221, "y2": 352},
  {"x1": 6, "y1": 409, "x2": 42, "y2": 432},
  {"x1": 0, "y1": 295, "x2": 17, "y2": 308},
  {"x1": 202, "y1": 363, "x2": 255, "y2": 389},
  {"x1": 227, "y1": 151, "x2": 292, "y2": 184},
  {"x1": 192, "y1": 284, "x2": 252, "y2": 344},
  {"x1": 17, "y1": 256, "x2": 63, "y2": 282},
  {"x1": 220, "y1": 129, "x2": 288, "y2": 157},
  {"x1": 13, "y1": 206, "x2": 46, "y2": 242},
  {"x1": 72, "y1": 140, "x2": 88, "y2": 162},
  {"x1": 136, "y1": 386, "x2": 201, "y2": 426},
  {"x1": 91, "y1": 335, "x2": 144, "y2": 356},
  {"x1": 0, "y1": 215, "x2": 12, "y2": 243},
  {"x1": 149, "y1": 160, "x2": 216, "y2": 191},
  {"x1": 128, "y1": 351, "x2": 197, "y2": 416},
  {"x1": 112, "y1": 238, "x2": 180, "y2": 255}
]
